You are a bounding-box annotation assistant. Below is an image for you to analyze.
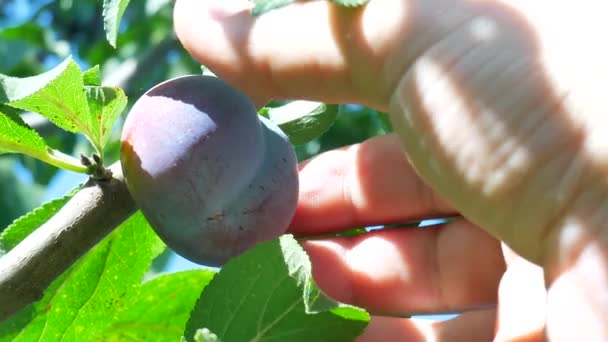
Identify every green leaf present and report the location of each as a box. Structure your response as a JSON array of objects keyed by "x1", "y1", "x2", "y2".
[
  {"x1": 82, "y1": 65, "x2": 101, "y2": 86},
  {"x1": 0, "y1": 23, "x2": 47, "y2": 72},
  {"x1": 251, "y1": 0, "x2": 295, "y2": 15},
  {"x1": 329, "y1": 0, "x2": 369, "y2": 7},
  {"x1": 201, "y1": 65, "x2": 217, "y2": 77},
  {"x1": 0, "y1": 104, "x2": 48, "y2": 156},
  {"x1": 0, "y1": 105, "x2": 86, "y2": 173},
  {"x1": 193, "y1": 328, "x2": 220, "y2": 342},
  {"x1": 0, "y1": 23, "x2": 45, "y2": 43},
  {"x1": 185, "y1": 235, "x2": 369, "y2": 342},
  {"x1": 375, "y1": 111, "x2": 393, "y2": 133},
  {"x1": 252, "y1": 0, "x2": 368, "y2": 15},
  {"x1": 103, "y1": 0, "x2": 131, "y2": 48},
  {"x1": 100, "y1": 270, "x2": 216, "y2": 341},
  {"x1": 0, "y1": 57, "x2": 126, "y2": 156},
  {"x1": 257, "y1": 107, "x2": 269, "y2": 118},
  {"x1": 0, "y1": 269, "x2": 72, "y2": 342},
  {"x1": 0, "y1": 190, "x2": 76, "y2": 256},
  {"x1": 85, "y1": 86, "x2": 127, "y2": 151},
  {"x1": 1, "y1": 212, "x2": 166, "y2": 341},
  {"x1": 266, "y1": 101, "x2": 339, "y2": 145},
  {"x1": 0, "y1": 57, "x2": 91, "y2": 136},
  {"x1": 0, "y1": 107, "x2": 88, "y2": 174},
  {"x1": 0, "y1": 158, "x2": 45, "y2": 231}
]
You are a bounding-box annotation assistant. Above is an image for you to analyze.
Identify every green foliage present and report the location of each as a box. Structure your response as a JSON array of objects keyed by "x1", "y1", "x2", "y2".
[
  {"x1": 264, "y1": 101, "x2": 339, "y2": 145},
  {"x1": 251, "y1": 0, "x2": 295, "y2": 16},
  {"x1": 0, "y1": 157, "x2": 45, "y2": 231},
  {"x1": 0, "y1": 105, "x2": 49, "y2": 156},
  {"x1": 102, "y1": 0, "x2": 131, "y2": 48},
  {"x1": 1, "y1": 214, "x2": 369, "y2": 341},
  {"x1": 185, "y1": 235, "x2": 369, "y2": 342},
  {"x1": 81, "y1": 66, "x2": 101, "y2": 86},
  {"x1": 293, "y1": 105, "x2": 391, "y2": 162},
  {"x1": 0, "y1": 0, "x2": 193, "y2": 224},
  {"x1": 252, "y1": 0, "x2": 369, "y2": 15},
  {"x1": 0, "y1": 0, "x2": 197, "y2": 228},
  {"x1": 0, "y1": 24, "x2": 44, "y2": 72},
  {"x1": 0, "y1": 22, "x2": 66, "y2": 76},
  {"x1": 99, "y1": 270, "x2": 216, "y2": 341},
  {"x1": 1, "y1": 58, "x2": 89, "y2": 135},
  {"x1": 84, "y1": 85, "x2": 127, "y2": 154},
  {"x1": 0, "y1": 190, "x2": 75, "y2": 256},
  {"x1": 0, "y1": 56, "x2": 123, "y2": 156},
  {"x1": 329, "y1": 0, "x2": 370, "y2": 7},
  {"x1": 0, "y1": 213, "x2": 167, "y2": 341},
  {"x1": 193, "y1": 328, "x2": 220, "y2": 342}
]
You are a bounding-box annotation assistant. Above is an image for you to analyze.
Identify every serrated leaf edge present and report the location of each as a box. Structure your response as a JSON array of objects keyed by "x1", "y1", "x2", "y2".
[{"x1": 0, "y1": 190, "x2": 77, "y2": 255}]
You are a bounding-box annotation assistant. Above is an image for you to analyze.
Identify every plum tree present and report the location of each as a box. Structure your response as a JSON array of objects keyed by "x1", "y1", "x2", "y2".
[{"x1": 120, "y1": 75, "x2": 299, "y2": 266}]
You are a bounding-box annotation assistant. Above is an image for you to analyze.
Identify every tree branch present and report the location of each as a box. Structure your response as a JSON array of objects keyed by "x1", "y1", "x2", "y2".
[{"x1": 0, "y1": 162, "x2": 136, "y2": 322}]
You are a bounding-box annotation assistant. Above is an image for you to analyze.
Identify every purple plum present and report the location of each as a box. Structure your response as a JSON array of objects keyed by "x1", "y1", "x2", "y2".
[{"x1": 120, "y1": 75, "x2": 298, "y2": 266}]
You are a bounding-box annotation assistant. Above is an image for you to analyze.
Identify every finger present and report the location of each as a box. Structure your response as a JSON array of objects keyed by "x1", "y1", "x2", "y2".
[
  {"x1": 303, "y1": 218, "x2": 505, "y2": 316},
  {"x1": 546, "y1": 242, "x2": 608, "y2": 341},
  {"x1": 290, "y1": 134, "x2": 455, "y2": 236},
  {"x1": 173, "y1": 0, "x2": 406, "y2": 108},
  {"x1": 435, "y1": 309, "x2": 496, "y2": 341},
  {"x1": 494, "y1": 250, "x2": 546, "y2": 341},
  {"x1": 357, "y1": 309, "x2": 496, "y2": 342}
]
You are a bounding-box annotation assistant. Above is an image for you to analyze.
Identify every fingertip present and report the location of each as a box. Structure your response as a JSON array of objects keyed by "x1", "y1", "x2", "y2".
[
  {"x1": 358, "y1": 310, "x2": 497, "y2": 342},
  {"x1": 174, "y1": 0, "x2": 252, "y2": 65},
  {"x1": 172, "y1": 0, "x2": 384, "y2": 106},
  {"x1": 289, "y1": 146, "x2": 357, "y2": 234},
  {"x1": 357, "y1": 316, "x2": 435, "y2": 342},
  {"x1": 302, "y1": 239, "x2": 353, "y2": 303},
  {"x1": 174, "y1": 0, "x2": 275, "y2": 105},
  {"x1": 174, "y1": 0, "x2": 252, "y2": 21},
  {"x1": 288, "y1": 134, "x2": 454, "y2": 236}
]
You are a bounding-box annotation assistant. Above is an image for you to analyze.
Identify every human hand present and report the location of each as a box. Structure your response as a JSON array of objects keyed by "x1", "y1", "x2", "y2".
[{"x1": 173, "y1": 0, "x2": 608, "y2": 340}]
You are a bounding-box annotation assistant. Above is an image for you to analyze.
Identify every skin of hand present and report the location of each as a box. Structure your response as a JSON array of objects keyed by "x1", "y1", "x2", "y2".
[{"x1": 173, "y1": 0, "x2": 608, "y2": 340}]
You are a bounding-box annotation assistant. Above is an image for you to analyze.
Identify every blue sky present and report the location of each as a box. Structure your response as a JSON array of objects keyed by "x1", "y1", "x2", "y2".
[{"x1": 0, "y1": 0, "x2": 52, "y2": 27}]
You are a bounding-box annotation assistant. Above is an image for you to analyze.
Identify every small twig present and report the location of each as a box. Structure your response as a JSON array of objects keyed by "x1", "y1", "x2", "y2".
[{"x1": 0, "y1": 162, "x2": 136, "y2": 322}]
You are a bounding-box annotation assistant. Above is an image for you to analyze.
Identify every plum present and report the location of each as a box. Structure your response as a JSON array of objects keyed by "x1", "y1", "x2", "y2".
[{"x1": 120, "y1": 75, "x2": 298, "y2": 266}]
